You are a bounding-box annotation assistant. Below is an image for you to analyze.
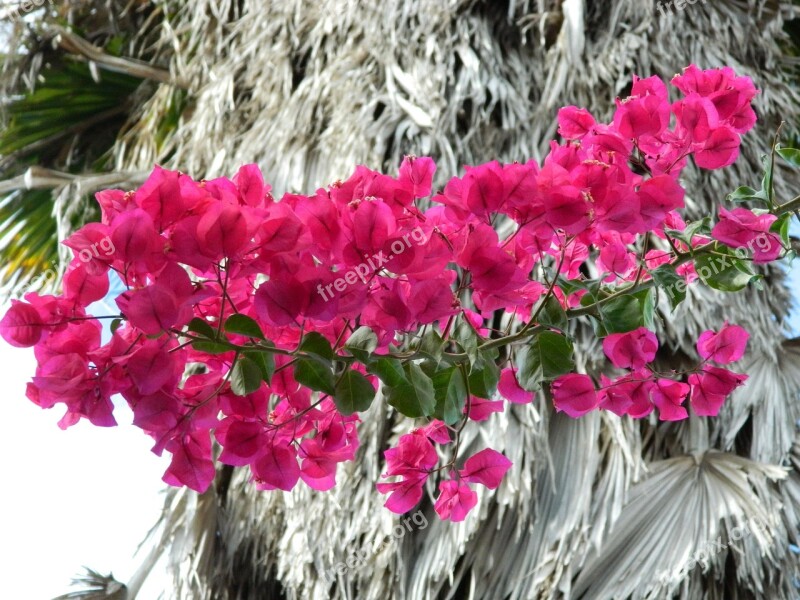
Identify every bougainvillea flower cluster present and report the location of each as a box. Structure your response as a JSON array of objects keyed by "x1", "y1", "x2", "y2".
[{"x1": 0, "y1": 65, "x2": 784, "y2": 521}]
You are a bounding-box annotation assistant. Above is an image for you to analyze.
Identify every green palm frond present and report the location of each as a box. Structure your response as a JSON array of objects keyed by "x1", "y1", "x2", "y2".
[
  {"x1": 0, "y1": 189, "x2": 57, "y2": 292},
  {"x1": 0, "y1": 59, "x2": 139, "y2": 294}
]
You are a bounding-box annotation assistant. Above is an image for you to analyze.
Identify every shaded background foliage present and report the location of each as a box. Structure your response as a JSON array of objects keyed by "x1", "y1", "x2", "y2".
[{"x1": 4, "y1": 0, "x2": 800, "y2": 599}]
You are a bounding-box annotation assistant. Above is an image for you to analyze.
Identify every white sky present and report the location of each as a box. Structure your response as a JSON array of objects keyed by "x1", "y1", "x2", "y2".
[{"x1": 0, "y1": 300, "x2": 170, "y2": 598}]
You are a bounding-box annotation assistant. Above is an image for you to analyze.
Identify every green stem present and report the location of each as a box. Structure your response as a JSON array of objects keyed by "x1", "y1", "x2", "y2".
[{"x1": 775, "y1": 194, "x2": 800, "y2": 216}]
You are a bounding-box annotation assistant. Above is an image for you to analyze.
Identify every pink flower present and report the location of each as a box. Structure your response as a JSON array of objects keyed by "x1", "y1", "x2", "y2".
[
  {"x1": 598, "y1": 373, "x2": 654, "y2": 418},
  {"x1": 196, "y1": 203, "x2": 251, "y2": 259},
  {"x1": 697, "y1": 324, "x2": 749, "y2": 364},
  {"x1": 459, "y1": 448, "x2": 512, "y2": 489},
  {"x1": 557, "y1": 106, "x2": 596, "y2": 140},
  {"x1": 652, "y1": 379, "x2": 690, "y2": 421},
  {"x1": 711, "y1": 207, "x2": 781, "y2": 263},
  {"x1": 464, "y1": 396, "x2": 505, "y2": 421},
  {"x1": 434, "y1": 480, "x2": 478, "y2": 522},
  {"x1": 163, "y1": 432, "x2": 216, "y2": 493},
  {"x1": 551, "y1": 374, "x2": 598, "y2": 418},
  {"x1": 252, "y1": 444, "x2": 301, "y2": 491},
  {"x1": 497, "y1": 368, "x2": 535, "y2": 404},
  {"x1": 602, "y1": 327, "x2": 659, "y2": 370},
  {"x1": 613, "y1": 92, "x2": 670, "y2": 140},
  {"x1": 377, "y1": 474, "x2": 427, "y2": 514},
  {"x1": 694, "y1": 127, "x2": 740, "y2": 169},
  {"x1": 399, "y1": 155, "x2": 436, "y2": 199},
  {"x1": 0, "y1": 300, "x2": 46, "y2": 347},
  {"x1": 116, "y1": 285, "x2": 181, "y2": 335},
  {"x1": 637, "y1": 175, "x2": 685, "y2": 230},
  {"x1": 233, "y1": 163, "x2": 268, "y2": 207},
  {"x1": 689, "y1": 367, "x2": 748, "y2": 416}
]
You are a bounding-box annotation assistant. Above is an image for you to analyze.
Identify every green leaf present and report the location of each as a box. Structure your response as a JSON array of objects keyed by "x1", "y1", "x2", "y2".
[
  {"x1": 344, "y1": 326, "x2": 379, "y2": 362},
  {"x1": 516, "y1": 331, "x2": 574, "y2": 391},
  {"x1": 334, "y1": 370, "x2": 376, "y2": 415},
  {"x1": 556, "y1": 276, "x2": 591, "y2": 295},
  {"x1": 761, "y1": 152, "x2": 776, "y2": 206},
  {"x1": 534, "y1": 293, "x2": 568, "y2": 330},
  {"x1": 224, "y1": 314, "x2": 265, "y2": 339},
  {"x1": 694, "y1": 253, "x2": 758, "y2": 292},
  {"x1": 414, "y1": 330, "x2": 445, "y2": 362},
  {"x1": 777, "y1": 146, "x2": 800, "y2": 167},
  {"x1": 772, "y1": 213, "x2": 791, "y2": 247},
  {"x1": 600, "y1": 295, "x2": 645, "y2": 334},
  {"x1": 299, "y1": 332, "x2": 335, "y2": 360},
  {"x1": 453, "y1": 322, "x2": 482, "y2": 367},
  {"x1": 367, "y1": 357, "x2": 407, "y2": 388},
  {"x1": 665, "y1": 217, "x2": 711, "y2": 246},
  {"x1": 651, "y1": 264, "x2": 686, "y2": 311},
  {"x1": 230, "y1": 356, "x2": 264, "y2": 396},
  {"x1": 187, "y1": 317, "x2": 217, "y2": 340},
  {"x1": 727, "y1": 185, "x2": 768, "y2": 204},
  {"x1": 293, "y1": 356, "x2": 336, "y2": 395},
  {"x1": 636, "y1": 288, "x2": 656, "y2": 331},
  {"x1": 243, "y1": 349, "x2": 274, "y2": 384},
  {"x1": 431, "y1": 367, "x2": 467, "y2": 425},
  {"x1": 110, "y1": 318, "x2": 123, "y2": 334},
  {"x1": 468, "y1": 353, "x2": 500, "y2": 399},
  {"x1": 385, "y1": 362, "x2": 436, "y2": 418},
  {"x1": 192, "y1": 340, "x2": 233, "y2": 355}
]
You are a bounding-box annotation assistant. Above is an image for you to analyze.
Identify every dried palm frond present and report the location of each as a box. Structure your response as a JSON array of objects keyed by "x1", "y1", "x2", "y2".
[{"x1": 53, "y1": 568, "x2": 127, "y2": 600}]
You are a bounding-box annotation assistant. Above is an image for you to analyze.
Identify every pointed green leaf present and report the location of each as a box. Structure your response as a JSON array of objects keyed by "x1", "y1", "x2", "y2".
[
  {"x1": 777, "y1": 146, "x2": 800, "y2": 167},
  {"x1": 367, "y1": 357, "x2": 407, "y2": 388},
  {"x1": 651, "y1": 264, "x2": 687, "y2": 311},
  {"x1": 243, "y1": 349, "x2": 275, "y2": 385},
  {"x1": 534, "y1": 293, "x2": 568, "y2": 330},
  {"x1": 600, "y1": 295, "x2": 646, "y2": 334},
  {"x1": 230, "y1": 356, "x2": 264, "y2": 396},
  {"x1": 334, "y1": 369, "x2": 376, "y2": 415},
  {"x1": 695, "y1": 253, "x2": 758, "y2": 292},
  {"x1": 727, "y1": 185, "x2": 768, "y2": 204},
  {"x1": 385, "y1": 362, "x2": 436, "y2": 418},
  {"x1": 187, "y1": 317, "x2": 217, "y2": 340},
  {"x1": 192, "y1": 340, "x2": 233, "y2": 355},
  {"x1": 431, "y1": 367, "x2": 467, "y2": 425},
  {"x1": 293, "y1": 356, "x2": 336, "y2": 395},
  {"x1": 345, "y1": 326, "x2": 379, "y2": 362},
  {"x1": 414, "y1": 330, "x2": 445, "y2": 362},
  {"x1": 224, "y1": 314, "x2": 265, "y2": 339},
  {"x1": 468, "y1": 354, "x2": 500, "y2": 399},
  {"x1": 516, "y1": 331, "x2": 574, "y2": 391},
  {"x1": 299, "y1": 331, "x2": 335, "y2": 360}
]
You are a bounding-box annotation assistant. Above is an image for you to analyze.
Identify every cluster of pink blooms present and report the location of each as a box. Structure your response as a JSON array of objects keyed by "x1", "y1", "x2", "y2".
[
  {"x1": 552, "y1": 324, "x2": 749, "y2": 420},
  {"x1": 376, "y1": 421, "x2": 512, "y2": 520},
  {"x1": 0, "y1": 65, "x2": 773, "y2": 520}
]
